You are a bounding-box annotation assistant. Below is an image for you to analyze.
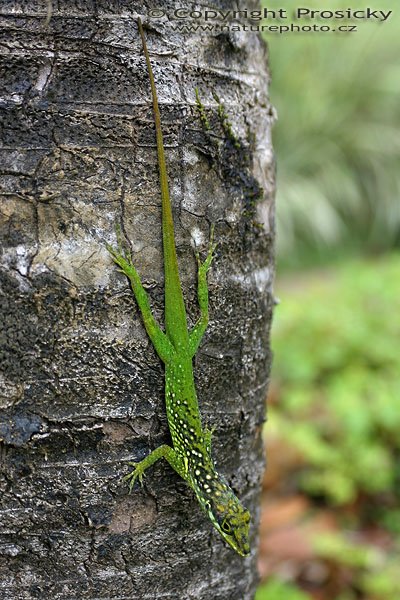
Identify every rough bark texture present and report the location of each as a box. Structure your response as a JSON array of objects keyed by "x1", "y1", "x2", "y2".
[{"x1": 0, "y1": 1, "x2": 275, "y2": 598}]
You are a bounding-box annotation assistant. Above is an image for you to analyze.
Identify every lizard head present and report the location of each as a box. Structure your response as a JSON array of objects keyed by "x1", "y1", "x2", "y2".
[
  {"x1": 208, "y1": 492, "x2": 251, "y2": 557},
  {"x1": 192, "y1": 468, "x2": 251, "y2": 556}
]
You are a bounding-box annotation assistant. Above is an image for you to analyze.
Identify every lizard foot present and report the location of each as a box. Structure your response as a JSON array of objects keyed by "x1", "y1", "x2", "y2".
[
  {"x1": 122, "y1": 462, "x2": 146, "y2": 492},
  {"x1": 195, "y1": 224, "x2": 217, "y2": 273},
  {"x1": 106, "y1": 224, "x2": 133, "y2": 268}
]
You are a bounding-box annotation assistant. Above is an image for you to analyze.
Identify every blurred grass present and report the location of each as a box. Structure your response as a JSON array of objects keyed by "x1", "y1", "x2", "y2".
[{"x1": 262, "y1": 0, "x2": 400, "y2": 269}]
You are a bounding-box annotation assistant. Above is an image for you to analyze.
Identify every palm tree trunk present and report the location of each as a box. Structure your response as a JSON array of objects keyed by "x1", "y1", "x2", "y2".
[{"x1": 0, "y1": 1, "x2": 274, "y2": 598}]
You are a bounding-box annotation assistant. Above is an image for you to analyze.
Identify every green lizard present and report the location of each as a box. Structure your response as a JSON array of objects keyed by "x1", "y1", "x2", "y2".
[{"x1": 106, "y1": 17, "x2": 250, "y2": 557}]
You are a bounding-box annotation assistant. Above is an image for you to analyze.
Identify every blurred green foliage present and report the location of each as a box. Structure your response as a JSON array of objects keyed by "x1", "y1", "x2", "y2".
[
  {"x1": 314, "y1": 532, "x2": 400, "y2": 599},
  {"x1": 271, "y1": 255, "x2": 400, "y2": 506},
  {"x1": 256, "y1": 578, "x2": 312, "y2": 600},
  {"x1": 257, "y1": 2, "x2": 399, "y2": 597},
  {"x1": 262, "y1": 0, "x2": 400, "y2": 268},
  {"x1": 264, "y1": 255, "x2": 400, "y2": 598}
]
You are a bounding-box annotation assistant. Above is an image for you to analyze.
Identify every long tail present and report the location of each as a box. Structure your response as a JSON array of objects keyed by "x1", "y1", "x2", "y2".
[{"x1": 137, "y1": 18, "x2": 188, "y2": 347}]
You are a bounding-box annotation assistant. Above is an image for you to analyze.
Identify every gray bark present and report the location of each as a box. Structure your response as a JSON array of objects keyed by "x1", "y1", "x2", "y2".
[{"x1": 0, "y1": 1, "x2": 275, "y2": 598}]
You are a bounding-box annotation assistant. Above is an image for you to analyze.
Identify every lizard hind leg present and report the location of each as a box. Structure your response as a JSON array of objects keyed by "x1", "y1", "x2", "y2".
[
  {"x1": 106, "y1": 226, "x2": 174, "y2": 363},
  {"x1": 189, "y1": 224, "x2": 217, "y2": 356}
]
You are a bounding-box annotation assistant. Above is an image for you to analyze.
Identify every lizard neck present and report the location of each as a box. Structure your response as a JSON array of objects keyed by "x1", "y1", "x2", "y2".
[
  {"x1": 188, "y1": 452, "x2": 219, "y2": 499},
  {"x1": 138, "y1": 18, "x2": 188, "y2": 348}
]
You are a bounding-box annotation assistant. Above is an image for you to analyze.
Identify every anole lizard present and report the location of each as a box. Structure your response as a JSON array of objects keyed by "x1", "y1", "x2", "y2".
[{"x1": 107, "y1": 17, "x2": 250, "y2": 557}]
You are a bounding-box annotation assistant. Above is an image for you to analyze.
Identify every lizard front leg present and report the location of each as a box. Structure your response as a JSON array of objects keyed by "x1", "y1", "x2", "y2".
[
  {"x1": 189, "y1": 225, "x2": 217, "y2": 356},
  {"x1": 123, "y1": 444, "x2": 187, "y2": 491}
]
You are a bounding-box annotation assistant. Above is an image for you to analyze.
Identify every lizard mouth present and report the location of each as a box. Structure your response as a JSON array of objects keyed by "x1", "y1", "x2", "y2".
[
  {"x1": 238, "y1": 544, "x2": 251, "y2": 557},
  {"x1": 226, "y1": 535, "x2": 250, "y2": 557}
]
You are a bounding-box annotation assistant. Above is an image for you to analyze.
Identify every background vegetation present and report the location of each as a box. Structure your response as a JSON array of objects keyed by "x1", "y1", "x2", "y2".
[{"x1": 257, "y1": 1, "x2": 400, "y2": 598}]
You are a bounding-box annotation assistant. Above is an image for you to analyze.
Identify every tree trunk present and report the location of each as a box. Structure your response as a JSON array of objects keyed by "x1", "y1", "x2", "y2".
[{"x1": 0, "y1": 2, "x2": 274, "y2": 598}]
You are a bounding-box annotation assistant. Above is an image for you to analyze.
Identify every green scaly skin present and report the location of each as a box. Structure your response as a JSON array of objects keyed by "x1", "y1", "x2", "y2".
[{"x1": 106, "y1": 17, "x2": 250, "y2": 557}]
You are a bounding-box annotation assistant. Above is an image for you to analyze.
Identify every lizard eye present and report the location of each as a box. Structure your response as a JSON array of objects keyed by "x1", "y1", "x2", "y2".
[{"x1": 221, "y1": 519, "x2": 231, "y2": 534}]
